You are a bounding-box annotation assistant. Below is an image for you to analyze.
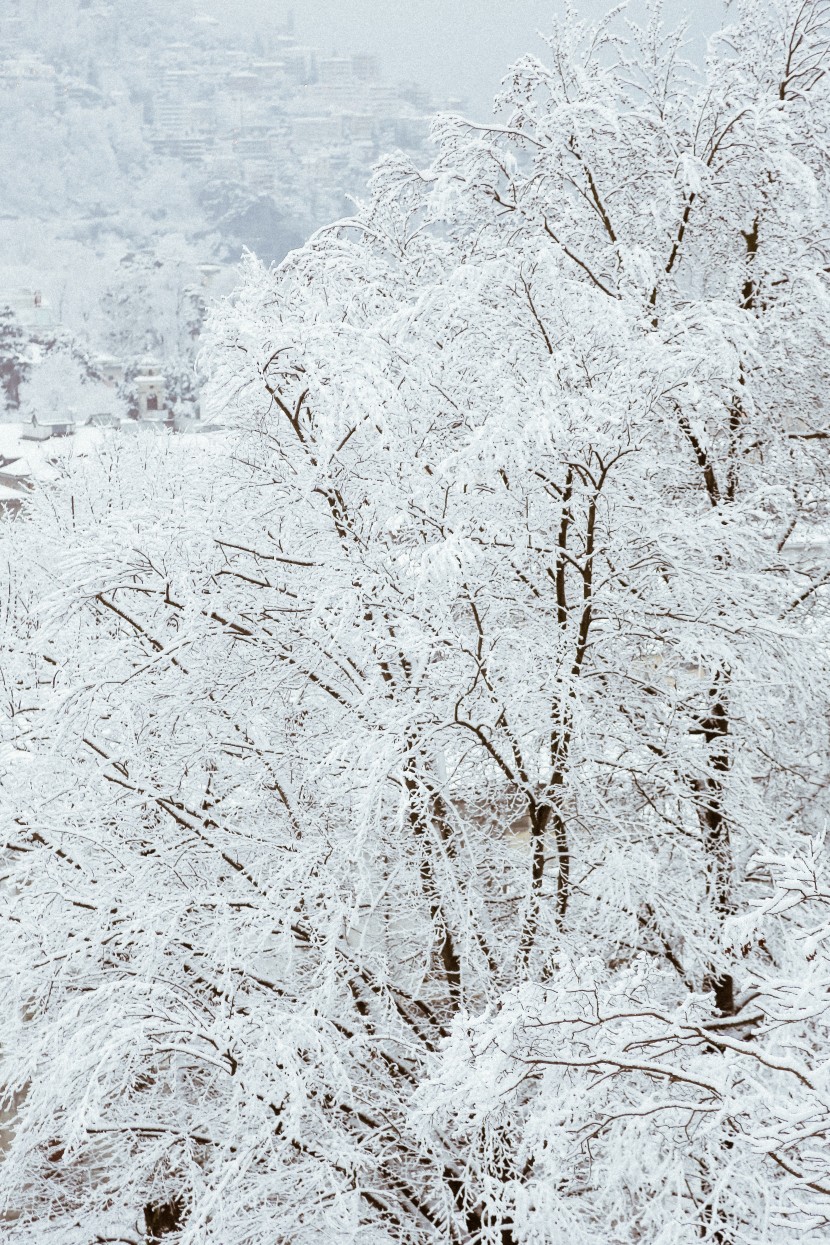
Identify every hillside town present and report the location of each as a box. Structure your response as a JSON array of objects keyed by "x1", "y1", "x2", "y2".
[
  {"x1": 0, "y1": 2, "x2": 444, "y2": 253},
  {"x1": 145, "y1": 18, "x2": 436, "y2": 186},
  {"x1": 0, "y1": 2, "x2": 445, "y2": 482}
]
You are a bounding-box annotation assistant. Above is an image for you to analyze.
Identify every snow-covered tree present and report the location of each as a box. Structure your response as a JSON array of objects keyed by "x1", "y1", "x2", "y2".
[
  {"x1": 2, "y1": 2, "x2": 830, "y2": 1242},
  {"x1": 98, "y1": 240, "x2": 210, "y2": 363},
  {"x1": 19, "y1": 346, "x2": 124, "y2": 426},
  {"x1": 0, "y1": 306, "x2": 31, "y2": 414}
]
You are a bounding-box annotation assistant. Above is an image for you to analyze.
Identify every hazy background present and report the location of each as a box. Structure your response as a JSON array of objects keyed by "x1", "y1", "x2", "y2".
[
  {"x1": 0, "y1": 0, "x2": 732, "y2": 433},
  {"x1": 206, "y1": 0, "x2": 729, "y2": 110}
]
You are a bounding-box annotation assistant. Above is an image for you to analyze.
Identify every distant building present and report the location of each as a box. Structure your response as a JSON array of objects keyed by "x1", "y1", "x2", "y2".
[
  {"x1": 351, "y1": 54, "x2": 378, "y2": 83},
  {"x1": 292, "y1": 115, "x2": 343, "y2": 146},
  {"x1": 23, "y1": 415, "x2": 75, "y2": 440},
  {"x1": 151, "y1": 92, "x2": 215, "y2": 163},
  {"x1": 343, "y1": 112, "x2": 377, "y2": 143},
  {"x1": 234, "y1": 131, "x2": 272, "y2": 160},
  {"x1": 134, "y1": 356, "x2": 167, "y2": 421},
  {"x1": 154, "y1": 96, "x2": 188, "y2": 131},
  {"x1": 282, "y1": 46, "x2": 317, "y2": 85},
  {"x1": 228, "y1": 71, "x2": 261, "y2": 95},
  {"x1": 318, "y1": 58, "x2": 353, "y2": 88},
  {"x1": 95, "y1": 354, "x2": 124, "y2": 387},
  {"x1": 153, "y1": 135, "x2": 208, "y2": 163},
  {"x1": 251, "y1": 61, "x2": 287, "y2": 89},
  {"x1": 86, "y1": 411, "x2": 120, "y2": 428}
]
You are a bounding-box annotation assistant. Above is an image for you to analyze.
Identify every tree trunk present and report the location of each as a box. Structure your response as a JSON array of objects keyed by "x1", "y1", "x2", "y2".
[{"x1": 144, "y1": 1197, "x2": 185, "y2": 1243}]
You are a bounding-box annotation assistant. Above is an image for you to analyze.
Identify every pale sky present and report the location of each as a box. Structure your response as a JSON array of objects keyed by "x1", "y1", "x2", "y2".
[{"x1": 206, "y1": 0, "x2": 728, "y2": 110}]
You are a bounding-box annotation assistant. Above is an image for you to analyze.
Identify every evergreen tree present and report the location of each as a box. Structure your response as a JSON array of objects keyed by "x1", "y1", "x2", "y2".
[{"x1": 0, "y1": 306, "x2": 30, "y2": 412}]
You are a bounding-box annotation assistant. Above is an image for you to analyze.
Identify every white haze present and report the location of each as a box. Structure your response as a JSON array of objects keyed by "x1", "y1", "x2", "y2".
[{"x1": 207, "y1": 0, "x2": 728, "y2": 109}]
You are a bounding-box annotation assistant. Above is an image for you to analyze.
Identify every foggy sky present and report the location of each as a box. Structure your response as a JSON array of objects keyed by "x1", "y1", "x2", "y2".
[{"x1": 207, "y1": 0, "x2": 728, "y2": 110}]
